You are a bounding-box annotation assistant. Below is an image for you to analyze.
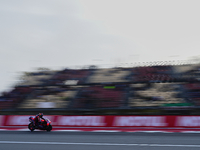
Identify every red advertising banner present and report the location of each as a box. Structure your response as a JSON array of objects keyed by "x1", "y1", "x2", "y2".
[
  {"x1": 3, "y1": 115, "x2": 58, "y2": 126},
  {"x1": 1, "y1": 115, "x2": 200, "y2": 128},
  {"x1": 0, "y1": 115, "x2": 5, "y2": 126},
  {"x1": 175, "y1": 116, "x2": 200, "y2": 127}
]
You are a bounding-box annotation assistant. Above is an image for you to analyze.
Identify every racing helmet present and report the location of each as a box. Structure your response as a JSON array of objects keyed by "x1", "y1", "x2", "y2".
[{"x1": 38, "y1": 113, "x2": 43, "y2": 118}]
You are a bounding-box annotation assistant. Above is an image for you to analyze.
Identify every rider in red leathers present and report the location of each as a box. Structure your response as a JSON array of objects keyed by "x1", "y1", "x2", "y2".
[{"x1": 34, "y1": 113, "x2": 44, "y2": 128}]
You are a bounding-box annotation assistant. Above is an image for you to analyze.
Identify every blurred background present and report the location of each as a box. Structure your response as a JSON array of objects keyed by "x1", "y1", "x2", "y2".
[{"x1": 1, "y1": 0, "x2": 200, "y2": 115}]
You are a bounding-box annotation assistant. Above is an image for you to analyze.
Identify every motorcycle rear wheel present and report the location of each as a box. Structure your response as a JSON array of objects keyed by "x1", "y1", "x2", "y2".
[{"x1": 46, "y1": 125, "x2": 52, "y2": 132}]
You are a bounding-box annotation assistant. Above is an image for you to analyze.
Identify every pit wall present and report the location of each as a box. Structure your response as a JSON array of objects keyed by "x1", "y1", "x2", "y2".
[{"x1": 1, "y1": 115, "x2": 200, "y2": 128}]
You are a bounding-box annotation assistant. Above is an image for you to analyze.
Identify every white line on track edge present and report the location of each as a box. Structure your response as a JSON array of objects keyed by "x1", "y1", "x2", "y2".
[
  {"x1": 0, "y1": 141, "x2": 200, "y2": 147},
  {"x1": 2, "y1": 129, "x2": 200, "y2": 133}
]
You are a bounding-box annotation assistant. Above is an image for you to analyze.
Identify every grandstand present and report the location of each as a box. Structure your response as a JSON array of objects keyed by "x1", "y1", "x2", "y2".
[{"x1": 1, "y1": 61, "x2": 200, "y2": 115}]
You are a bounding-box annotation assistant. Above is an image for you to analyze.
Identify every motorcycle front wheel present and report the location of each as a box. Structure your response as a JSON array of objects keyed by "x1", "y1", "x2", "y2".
[{"x1": 28, "y1": 123, "x2": 35, "y2": 132}]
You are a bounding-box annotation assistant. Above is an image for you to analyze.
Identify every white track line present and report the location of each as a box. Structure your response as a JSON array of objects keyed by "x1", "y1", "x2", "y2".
[
  {"x1": 55, "y1": 130, "x2": 83, "y2": 132},
  {"x1": 92, "y1": 130, "x2": 120, "y2": 132},
  {"x1": 0, "y1": 129, "x2": 6, "y2": 131},
  {"x1": 2, "y1": 129, "x2": 200, "y2": 133},
  {"x1": 0, "y1": 141, "x2": 200, "y2": 147}
]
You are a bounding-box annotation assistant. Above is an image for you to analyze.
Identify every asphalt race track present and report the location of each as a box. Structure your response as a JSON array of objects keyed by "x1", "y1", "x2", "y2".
[{"x1": 0, "y1": 131, "x2": 200, "y2": 150}]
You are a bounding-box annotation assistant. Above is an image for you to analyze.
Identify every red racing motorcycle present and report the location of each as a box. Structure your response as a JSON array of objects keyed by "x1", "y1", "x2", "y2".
[{"x1": 28, "y1": 116, "x2": 52, "y2": 132}]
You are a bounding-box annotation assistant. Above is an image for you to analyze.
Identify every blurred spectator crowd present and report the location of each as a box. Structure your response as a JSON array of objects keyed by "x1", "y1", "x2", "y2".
[{"x1": 1, "y1": 63, "x2": 200, "y2": 110}]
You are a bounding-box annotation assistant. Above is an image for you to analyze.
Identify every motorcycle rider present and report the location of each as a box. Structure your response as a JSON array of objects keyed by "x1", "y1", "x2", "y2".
[{"x1": 34, "y1": 113, "x2": 44, "y2": 128}]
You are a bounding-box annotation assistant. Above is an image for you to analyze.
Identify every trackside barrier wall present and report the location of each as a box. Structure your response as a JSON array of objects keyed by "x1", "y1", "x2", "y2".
[{"x1": 1, "y1": 115, "x2": 200, "y2": 128}]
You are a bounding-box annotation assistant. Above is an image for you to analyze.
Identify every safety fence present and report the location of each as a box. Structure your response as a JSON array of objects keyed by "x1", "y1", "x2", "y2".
[{"x1": 1, "y1": 115, "x2": 200, "y2": 128}]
